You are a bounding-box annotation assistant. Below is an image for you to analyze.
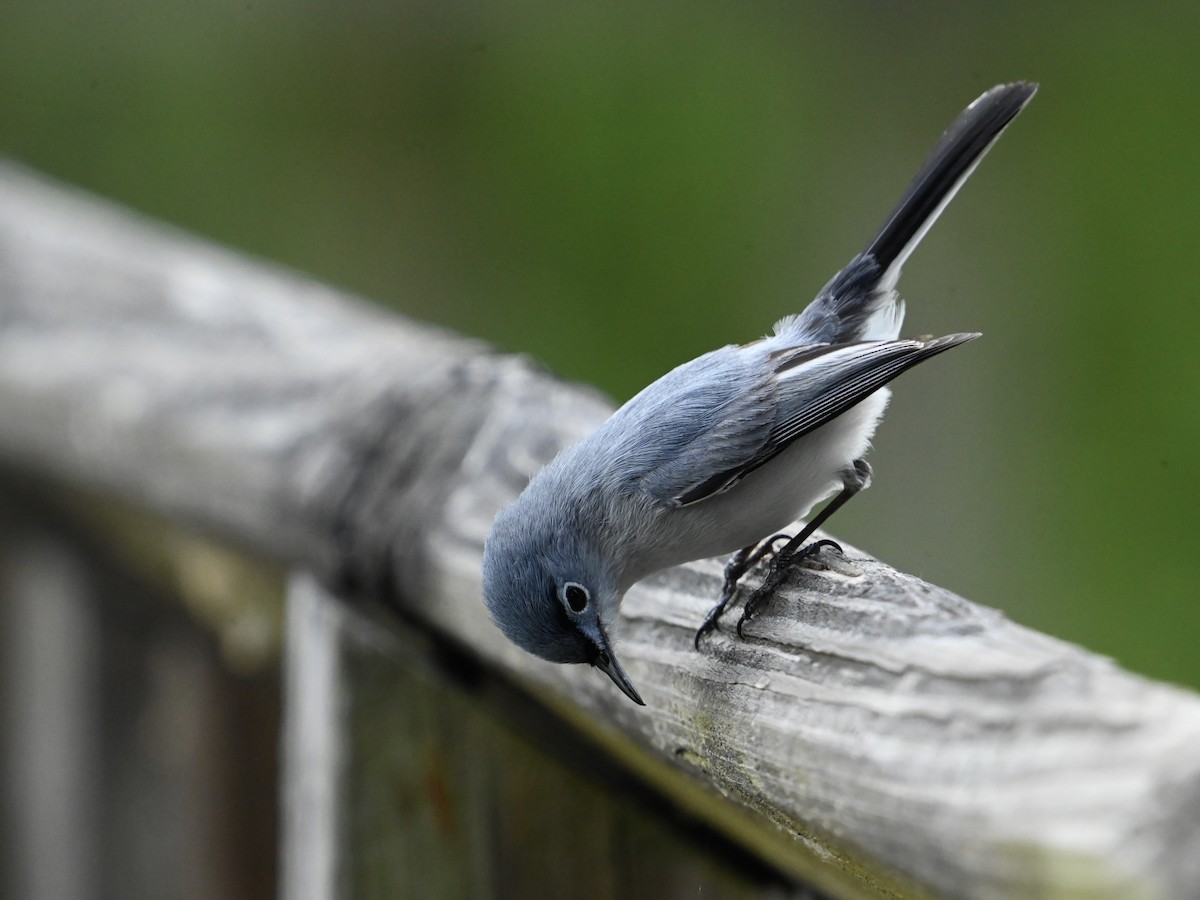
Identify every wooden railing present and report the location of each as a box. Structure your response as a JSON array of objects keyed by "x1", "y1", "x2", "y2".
[{"x1": 2, "y1": 162, "x2": 1198, "y2": 899}]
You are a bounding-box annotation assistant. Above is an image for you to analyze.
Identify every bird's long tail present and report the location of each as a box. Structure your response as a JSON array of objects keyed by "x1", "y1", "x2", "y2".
[
  {"x1": 781, "y1": 82, "x2": 1037, "y2": 345},
  {"x1": 867, "y1": 81, "x2": 1037, "y2": 289}
]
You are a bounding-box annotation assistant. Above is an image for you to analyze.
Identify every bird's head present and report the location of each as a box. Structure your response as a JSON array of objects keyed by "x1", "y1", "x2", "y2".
[{"x1": 482, "y1": 500, "x2": 643, "y2": 705}]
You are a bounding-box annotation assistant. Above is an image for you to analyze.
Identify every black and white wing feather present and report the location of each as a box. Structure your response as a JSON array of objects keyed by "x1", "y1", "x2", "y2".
[
  {"x1": 667, "y1": 334, "x2": 978, "y2": 505},
  {"x1": 629, "y1": 333, "x2": 978, "y2": 507}
]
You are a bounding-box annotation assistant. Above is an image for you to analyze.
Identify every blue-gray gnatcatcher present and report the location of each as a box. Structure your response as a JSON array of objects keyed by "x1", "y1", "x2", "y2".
[{"x1": 484, "y1": 83, "x2": 1037, "y2": 704}]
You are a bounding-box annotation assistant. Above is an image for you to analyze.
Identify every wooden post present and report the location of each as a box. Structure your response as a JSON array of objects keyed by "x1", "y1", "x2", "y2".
[{"x1": 280, "y1": 576, "x2": 344, "y2": 900}]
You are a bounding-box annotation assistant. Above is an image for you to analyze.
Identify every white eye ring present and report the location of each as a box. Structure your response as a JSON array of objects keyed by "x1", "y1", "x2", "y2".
[{"x1": 562, "y1": 582, "x2": 590, "y2": 613}]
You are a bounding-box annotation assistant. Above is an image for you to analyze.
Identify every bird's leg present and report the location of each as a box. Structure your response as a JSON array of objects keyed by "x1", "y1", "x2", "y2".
[
  {"x1": 735, "y1": 459, "x2": 872, "y2": 638},
  {"x1": 693, "y1": 533, "x2": 790, "y2": 649}
]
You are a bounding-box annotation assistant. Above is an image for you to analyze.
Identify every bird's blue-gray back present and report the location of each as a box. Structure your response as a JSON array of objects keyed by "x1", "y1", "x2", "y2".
[{"x1": 589, "y1": 332, "x2": 975, "y2": 510}]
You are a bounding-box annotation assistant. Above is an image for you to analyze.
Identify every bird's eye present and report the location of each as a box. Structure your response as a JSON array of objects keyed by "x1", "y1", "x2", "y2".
[{"x1": 563, "y1": 582, "x2": 590, "y2": 613}]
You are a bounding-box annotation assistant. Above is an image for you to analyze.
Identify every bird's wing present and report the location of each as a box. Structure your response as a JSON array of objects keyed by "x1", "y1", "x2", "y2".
[
  {"x1": 633, "y1": 334, "x2": 978, "y2": 507},
  {"x1": 607, "y1": 343, "x2": 776, "y2": 504}
]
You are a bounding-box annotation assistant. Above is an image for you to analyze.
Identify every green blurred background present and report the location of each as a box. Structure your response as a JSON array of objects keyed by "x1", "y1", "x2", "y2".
[{"x1": 2, "y1": 2, "x2": 1197, "y2": 689}]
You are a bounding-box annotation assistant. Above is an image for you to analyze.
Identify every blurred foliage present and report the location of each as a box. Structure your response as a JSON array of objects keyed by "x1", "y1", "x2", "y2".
[{"x1": 2, "y1": 1, "x2": 1198, "y2": 689}]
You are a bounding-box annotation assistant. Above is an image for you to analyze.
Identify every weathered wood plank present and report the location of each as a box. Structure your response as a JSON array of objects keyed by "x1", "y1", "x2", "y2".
[
  {"x1": 281, "y1": 575, "x2": 803, "y2": 899},
  {"x1": 2, "y1": 161, "x2": 1199, "y2": 898},
  {"x1": 0, "y1": 508, "x2": 281, "y2": 900},
  {"x1": 1, "y1": 537, "x2": 101, "y2": 900}
]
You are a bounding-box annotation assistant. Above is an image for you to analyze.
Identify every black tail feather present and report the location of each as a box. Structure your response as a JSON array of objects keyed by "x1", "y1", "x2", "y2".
[
  {"x1": 865, "y1": 82, "x2": 1037, "y2": 275},
  {"x1": 781, "y1": 83, "x2": 1036, "y2": 346}
]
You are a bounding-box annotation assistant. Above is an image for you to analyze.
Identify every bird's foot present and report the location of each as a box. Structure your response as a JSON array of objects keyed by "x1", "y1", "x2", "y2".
[
  {"x1": 735, "y1": 539, "x2": 844, "y2": 638},
  {"x1": 693, "y1": 534, "x2": 790, "y2": 649}
]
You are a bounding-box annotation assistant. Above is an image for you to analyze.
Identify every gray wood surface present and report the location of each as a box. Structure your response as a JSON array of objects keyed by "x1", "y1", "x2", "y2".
[
  {"x1": 0, "y1": 513, "x2": 280, "y2": 900},
  {"x1": 279, "y1": 575, "x2": 812, "y2": 899},
  {"x1": 2, "y1": 161, "x2": 1198, "y2": 899}
]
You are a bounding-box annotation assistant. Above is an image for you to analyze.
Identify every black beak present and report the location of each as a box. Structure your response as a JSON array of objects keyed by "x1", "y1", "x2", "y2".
[{"x1": 593, "y1": 631, "x2": 644, "y2": 705}]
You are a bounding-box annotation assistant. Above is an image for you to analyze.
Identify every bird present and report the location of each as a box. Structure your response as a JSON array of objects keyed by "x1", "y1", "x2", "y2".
[{"x1": 483, "y1": 82, "x2": 1037, "y2": 705}]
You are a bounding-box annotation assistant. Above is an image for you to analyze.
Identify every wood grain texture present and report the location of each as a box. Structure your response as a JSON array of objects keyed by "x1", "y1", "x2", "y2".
[
  {"x1": 281, "y1": 575, "x2": 806, "y2": 900},
  {"x1": 2, "y1": 162, "x2": 1199, "y2": 899}
]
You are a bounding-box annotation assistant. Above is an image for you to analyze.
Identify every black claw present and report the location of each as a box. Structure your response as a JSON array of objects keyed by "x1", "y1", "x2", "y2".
[
  {"x1": 695, "y1": 535, "x2": 792, "y2": 649},
  {"x1": 800, "y1": 538, "x2": 843, "y2": 559},
  {"x1": 695, "y1": 535, "x2": 849, "y2": 647},
  {"x1": 693, "y1": 610, "x2": 721, "y2": 650},
  {"x1": 735, "y1": 598, "x2": 757, "y2": 638},
  {"x1": 734, "y1": 539, "x2": 846, "y2": 638}
]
